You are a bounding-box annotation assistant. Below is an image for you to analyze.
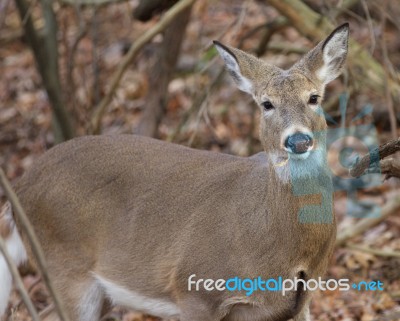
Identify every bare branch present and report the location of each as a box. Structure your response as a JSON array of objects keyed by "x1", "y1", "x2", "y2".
[
  {"x1": 0, "y1": 168, "x2": 70, "y2": 321},
  {"x1": 252, "y1": 17, "x2": 289, "y2": 57},
  {"x1": 66, "y1": 3, "x2": 89, "y2": 115},
  {"x1": 350, "y1": 138, "x2": 400, "y2": 177},
  {"x1": 346, "y1": 242, "x2": 400, "y2": 258},
  {"x1": 89, "y1": 0, "x2": 196, "y2": 134},
  {"x1": 380, "y1": 3, "x2": 398, "y2": 139},
  {"x1": 336, "y1": 196, "x2": 400, "y2": 246},
  {"x1": 14, "y1": 277, "x2": 42, "y2": 311}
]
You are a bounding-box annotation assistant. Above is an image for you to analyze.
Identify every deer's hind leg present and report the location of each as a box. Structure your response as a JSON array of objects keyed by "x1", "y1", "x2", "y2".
[{"x1": 45, "y1": 275, "x2": 106, "y2": 321}]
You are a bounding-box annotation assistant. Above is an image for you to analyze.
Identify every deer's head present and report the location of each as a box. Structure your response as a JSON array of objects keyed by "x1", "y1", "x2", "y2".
[{"x1": 215, "y1": 24, "x2": 349, "y2": 167}]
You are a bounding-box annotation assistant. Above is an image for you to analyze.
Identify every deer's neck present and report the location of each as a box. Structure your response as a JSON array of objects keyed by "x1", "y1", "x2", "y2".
[{"x1": 262, "y1": 143, "x2": 334, "y2": 225}]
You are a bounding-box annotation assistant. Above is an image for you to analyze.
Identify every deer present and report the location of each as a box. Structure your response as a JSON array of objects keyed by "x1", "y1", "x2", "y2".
[{"x1": 0, "y1": 23, "x2": 349, "y2": 321}]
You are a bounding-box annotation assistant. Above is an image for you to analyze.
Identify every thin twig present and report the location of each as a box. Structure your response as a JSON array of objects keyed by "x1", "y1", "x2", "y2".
[
  {"x1": 229, "y1": 0, "x2": 249, "y2": 43},
  {"x1": 266, "y1": 42, "x2": 308, "y2": 55},
  {"x1": 350, "y1": 138, "x2": 400, "y2": 177},
  {"x1": 254, "y1": 17, "x2": 289, "y2": 57},
  {"x1": 91, "y1": 7, "x2": 100, "y2": 106},
  {"x1": 0, "y1": 236, "x2": 40, "y2": 321},
  {"x1": 188, "y1": 81, "x2": 219, "y2": 147},
  {"x1": 66, "y1": 3, "x2": 89, "y2": 117},
  {"x1": 39, "y1": 303, "x2": 54, "y2": 319},
  {"x1": 360, "y1": 0, "x2": 375, "y2": 54},
  {"x1": 89, "y1": 0, "x2": 196, "y2": 134},
  {"x1": 332, "y1": 0, "x2": 360, "y2": 20},
  {"x1": 15, "y1": 277, "x2": 42, "y2": 310},
  {"x1": 238, "y1": 22, "x2": 272, "y2": 45},
  {"x1": 336, "y1": 196, "x2": 400, "y2": 246},
  {"x1": 181, "y1": 0, "x2": 250, "y2": 143},
  {"x1": 167, "y1": 68, "x2": 225, "y2": 142},
  {"x1": 372, "y1": 1, "x2": 400, "y2": 33},
  {"x1": 346, "y1": 242, "x2": 400, "y2": 258},
  {"x1": 380, "y1": 3, "x2": 398, "y2": 139},
  {"x1": 0, "y1": 168, "x2": 70, "y2": 321}
]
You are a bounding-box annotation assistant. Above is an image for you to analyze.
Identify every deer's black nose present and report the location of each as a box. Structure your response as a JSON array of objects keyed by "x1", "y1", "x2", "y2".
[{"x1": 285, "y1": 133, "x2": 313, "y2": 154}]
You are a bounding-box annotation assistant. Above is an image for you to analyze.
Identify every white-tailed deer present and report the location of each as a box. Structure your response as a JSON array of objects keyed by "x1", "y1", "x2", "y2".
[{"x1": 0, "y1": 23, "x2": 349, "y2": 321}]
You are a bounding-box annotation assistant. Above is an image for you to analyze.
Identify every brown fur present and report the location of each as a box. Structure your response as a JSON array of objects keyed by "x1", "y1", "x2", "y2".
[{"x1": 5, "y1": 24, "x2": 349, "y2": 321}]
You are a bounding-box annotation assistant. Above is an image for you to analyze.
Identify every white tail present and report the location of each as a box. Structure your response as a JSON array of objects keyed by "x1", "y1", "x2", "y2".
[
  {"x1": 1, "y1": 24, "x2": 349, "y2": 321},
  {"x1": 0, "y1": 202, "x2": 27, "y2": 316}
]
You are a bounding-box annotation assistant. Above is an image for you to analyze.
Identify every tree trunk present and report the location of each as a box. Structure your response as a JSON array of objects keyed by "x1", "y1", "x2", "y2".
[
  {"x1": 15, "y1": 0, "x2": 75, "y2": 143},
  {"x1": 135, "y1": 5, "x2": 192, "y2": 138}
]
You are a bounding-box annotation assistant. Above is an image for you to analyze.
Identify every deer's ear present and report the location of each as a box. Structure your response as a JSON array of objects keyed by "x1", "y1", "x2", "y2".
[
  {"x1": 213, "y1": 41, "x2": 254, "y2": 94},
  {"x1": 318, "y1": 23, "x2": 349, "y2": 83},
  {"x1": 294, "y1": 23, "x2": 349, "y2": 85}
]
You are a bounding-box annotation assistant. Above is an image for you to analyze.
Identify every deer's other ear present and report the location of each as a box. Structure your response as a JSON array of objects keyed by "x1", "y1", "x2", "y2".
[
  {"x1": 294, "y1": 23, "x2": 349, "y2": 85},
  {"x1": 213, "y1": 41, "x2": 256, "y2": 94}
]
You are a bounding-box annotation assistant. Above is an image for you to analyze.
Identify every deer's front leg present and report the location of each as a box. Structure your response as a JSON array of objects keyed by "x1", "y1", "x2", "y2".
[
  {"x1": 292, "y1": 303, "x2": 310, "y2": 321},
  {"x1": 178, "y1": 297, "x2": 221, "y2": 321}
]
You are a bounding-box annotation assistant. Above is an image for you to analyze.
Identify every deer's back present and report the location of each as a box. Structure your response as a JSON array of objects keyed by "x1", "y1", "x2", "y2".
[{"x1": 14, "y1": 136, "x2": 272, "y2": 276}]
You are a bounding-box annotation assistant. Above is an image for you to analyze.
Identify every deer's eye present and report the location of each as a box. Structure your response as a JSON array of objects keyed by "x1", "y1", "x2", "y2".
[
  {"x1": 308, "y1": 95, "x2": 319, "y2": 105},
  {"x1": 262, "y1": 101, "x2": 274, "y2": 111}
]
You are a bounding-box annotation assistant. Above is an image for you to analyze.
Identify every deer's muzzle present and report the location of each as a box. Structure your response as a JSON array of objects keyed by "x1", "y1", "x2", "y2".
[{"x1": 284, "y1": 133, "x2": 313, "y2": 154}]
